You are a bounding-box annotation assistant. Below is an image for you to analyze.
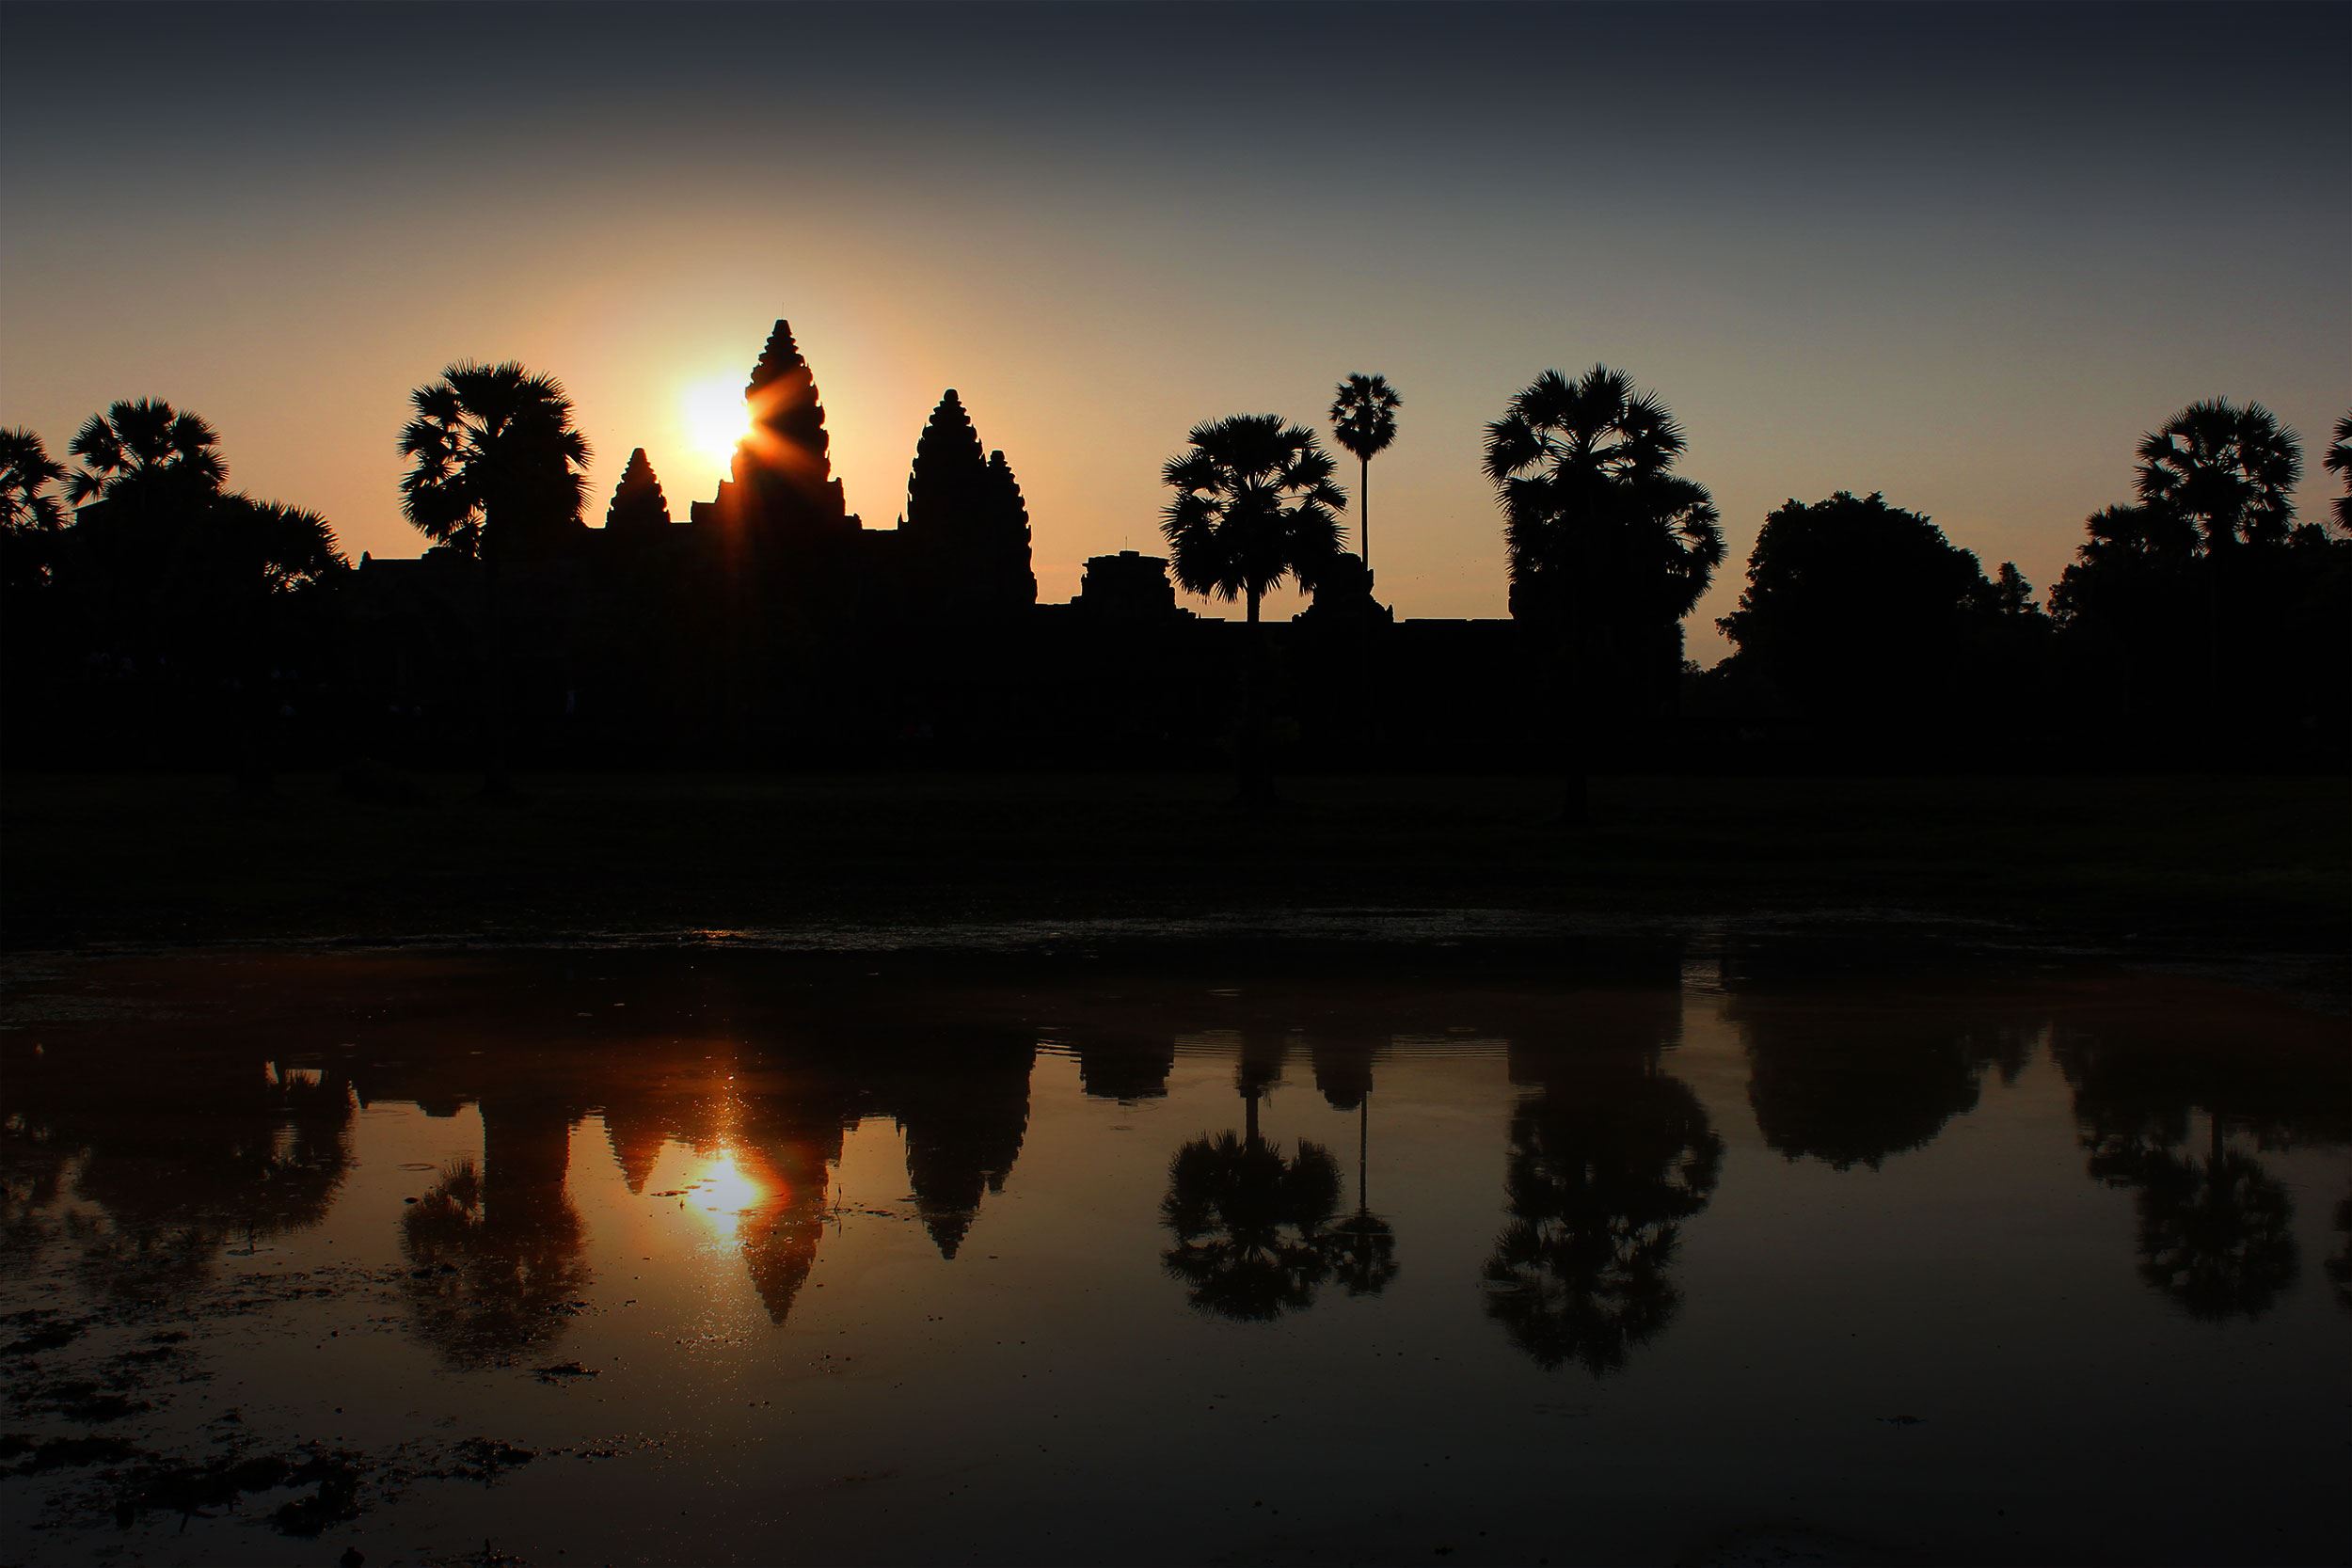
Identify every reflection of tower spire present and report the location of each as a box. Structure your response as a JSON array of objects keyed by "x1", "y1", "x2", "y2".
[
  {"x1": 602, "y1": 1107, "x2": 668, "y2": 1195},
  {"x1": 736, "y1": 1133, "x2": 838, "y2": 1323},
  {"x1": 896, "y1": 1044, "x2": 1036, "y2": 1260}
]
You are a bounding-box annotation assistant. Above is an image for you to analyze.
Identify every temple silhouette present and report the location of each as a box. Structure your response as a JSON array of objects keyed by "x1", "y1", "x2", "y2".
[{"x1": 347, "y1": 318, "x2": 1518, "y2": 765}]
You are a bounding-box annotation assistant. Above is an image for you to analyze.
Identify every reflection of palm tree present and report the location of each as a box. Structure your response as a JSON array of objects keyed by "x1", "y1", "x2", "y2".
[
  {"x1": 1311, "y1": 1036, "x2": 1398, "y2": 1298},
  {"x1": 1483, "y1": 1065, "x2": 1720, "y2": 1375},
  {"x1": 1328, "y1": 1134, "x2": 1399, "y2": 1302},
  {"x1": 2057, "y1": 1015, "x2": 2345, "y2": 1322},
  {"x1": 2126, "y1": 1133, "x2": 2296, "y2": 1321},
  {"x1": 40, "y1": 1060, "x2": 355, "y2": 1297},
  {"x1": 400, "y1": 1100, "x2": 589, "y2": 1366},
  {"x1": 1161, "y1": 1130, "x2": 1343, "y2": 1321}
]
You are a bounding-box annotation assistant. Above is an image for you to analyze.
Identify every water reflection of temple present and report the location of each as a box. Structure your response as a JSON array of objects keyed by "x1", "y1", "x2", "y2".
[
  {"x1": 368, "y1": 1027, "x2": 1044, "y2": 1338},
  {"x1": 9, "y1": 956, "x2": 2350, "y2": 1368}
]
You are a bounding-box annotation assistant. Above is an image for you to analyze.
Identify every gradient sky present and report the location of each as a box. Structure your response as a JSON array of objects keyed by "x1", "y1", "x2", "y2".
[{"x1": 4, "y1": 1, "x2": 2344, "y2": 657}]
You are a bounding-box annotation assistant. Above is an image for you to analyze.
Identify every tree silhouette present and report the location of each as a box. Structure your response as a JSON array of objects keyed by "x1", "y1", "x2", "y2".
[
  {"x1": 2123, "y1": 1134, "x2": 2297, "y2": 1322},
  {"x1": 1328, "y1": 373, "x2": 1400, "y2": 570},
  {"x1": 41, "y1": 401, "x2": 344, "y2": 781},
  {"x1": 67, "y1": 397, "x2": 227, "y2": 503},
  {"x1": 2327, "y1": 413, "x2": 2352, "y2": 536},
  {"x1": 1482, "y1": 1061, "x2": 1721, "y2": 1375},
  {"x1": 0, "y1": 427, "x2": 68, "y2": 601},
  {"x1": 2134, "y1": 399, "x2": 2300, "y2": 551},
  {"x1": 604, "y1": 448, "x2": 671, "y2": 535},
  {"x1": 399, "y1": 1119, "x2": 591, "y2": 1368},
  {"x1": 2054, "y1": 1022, "x2": 2343, "y2": 1322},
  {"x1": 60, "y1": 399, "x2": 231, "y2": 652},
  {"x1": 1161, "y1": 1129, "x2": 1344, "y2": 1321},
  {"x1": 1717, "y1": 491, "x2": 2014, "y2": 721},
  {"x1": 2053, "y1": 401, "x2": 2330, "y2": 725},
  {"x1": 398, "y1": 362, "x2": 591, "y2": 797},
  {"x1": 1, "y1": 427, "x2": 67, "y2": 534},
  {"x1": 1160, "y1": 414, "x2": 1345, "y2": 803},
  {"x1": 7, "y1": 1048, "x2": 355, "y2": 1300},
  {"x1": 1483, "y1": 366, "x2": 1722, "y2": 820}
]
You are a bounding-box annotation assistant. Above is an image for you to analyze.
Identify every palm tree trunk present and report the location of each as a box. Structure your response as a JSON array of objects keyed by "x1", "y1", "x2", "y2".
[
  {"x1": 1240, "y1": 586, "x2": 1271, "y2": 805},
  {"x1": 1357, "y1": 1097, "x2": 1368, "y2": 1212},
  {"x1": 1359, "y1": 453, "x2": 1375, "y2": 752},
  {"x1": 482, "y1": 533, "x2": 514, "y2": 800},
  {"x1": 1359, "y1": 454, "x2": 1370, "y2": 570},
  {"x1": 1245, "y1": 1085, "x2": 1262, "y2": 1150}
]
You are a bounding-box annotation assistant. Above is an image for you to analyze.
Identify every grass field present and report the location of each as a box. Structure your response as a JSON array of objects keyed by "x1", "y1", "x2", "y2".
[{"x1": 3, "y1": 769, "x2": 2344, "y2": 956}]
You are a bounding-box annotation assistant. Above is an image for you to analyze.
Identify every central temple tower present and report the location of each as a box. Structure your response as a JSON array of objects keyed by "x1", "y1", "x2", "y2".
[{"x1": 691, "y1": 319, "x2": 852, "y2": 549}]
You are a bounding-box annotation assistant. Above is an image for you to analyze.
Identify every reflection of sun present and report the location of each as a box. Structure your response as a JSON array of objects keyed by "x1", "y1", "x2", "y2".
[
  {"x1": 689, "y1": 1146, "x2": 765, "y2": 1240},
  {"x1": 682, "y1": 377, "x2": 752, "y2": 467}
]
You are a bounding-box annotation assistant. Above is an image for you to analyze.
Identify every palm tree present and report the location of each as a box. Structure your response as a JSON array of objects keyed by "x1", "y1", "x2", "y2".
[
  {"x1": 399, "y1": 362, "x2": 591, "y2": 797},
  {"x1": 63, "y1": 400, "x2": 230, "y2": 651},
  {"x1": 2135, "y1": 399, "x2": 2301, "y2": 551},
  {"x1": 1482, "y1": 1068, "x2": 1722, "y2": 1375},
  {"x1": 1, "y1": 428, "x2": 67, "y2": 533},
  {"x1": 1160, "y1": 414, "x2": 1345, "y2": 803},
  {"x1": 1328, "y1": 374, "x2": 1400, "y2": 571},
  {"x1": 2133, "y1": 399, "x2": 2303, "y2": 706},
  {"x1": 66, "y1": 397, "x2": 226, "y2": 504},
  {"x1": 1, "y1": 428, "x2": 68, "y2": 600},
  {"x1": 2326, "y1": 413, "x2": 2351, "y2": 536},
  {"x1": 1160, "y1": 1129, "x2": 1344, "y2": 1321},
  {"x1": 1483, "y1": 366, "x2": 1722, "y2": 821}
]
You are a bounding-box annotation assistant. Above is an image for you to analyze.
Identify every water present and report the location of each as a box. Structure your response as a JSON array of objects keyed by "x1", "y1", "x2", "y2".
[{"x1": 2, "y1": 946, "x2": 2345, "y2": 1566}]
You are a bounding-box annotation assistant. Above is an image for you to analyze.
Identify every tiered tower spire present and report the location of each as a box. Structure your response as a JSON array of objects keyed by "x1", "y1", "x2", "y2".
[
  {"x1": 604, "y1": 448, "x2": 671, "y2": 534},
  {"x1": 902, "y1": 389, "x2": 1036, "y2": 619}
]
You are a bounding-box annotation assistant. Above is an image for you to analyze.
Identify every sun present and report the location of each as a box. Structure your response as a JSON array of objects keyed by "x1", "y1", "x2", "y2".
[{"x1": 682, "y1": 376, "x2": 753, "y2": 468}]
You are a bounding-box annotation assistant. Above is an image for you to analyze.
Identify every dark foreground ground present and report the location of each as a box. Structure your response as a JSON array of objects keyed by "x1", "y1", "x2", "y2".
[{"x1": 4, "y1": 770, "x2": 2344, "y2": 959}]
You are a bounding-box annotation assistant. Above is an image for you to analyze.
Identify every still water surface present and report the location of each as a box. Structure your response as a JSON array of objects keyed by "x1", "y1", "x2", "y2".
[{"x1": 2, "y1": 947, "x2": 2345, "y2": 1566}]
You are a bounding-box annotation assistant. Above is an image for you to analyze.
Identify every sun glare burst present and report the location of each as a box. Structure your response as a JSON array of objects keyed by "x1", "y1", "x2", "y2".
[
  {"x1": 682, "y1": 377, "x2": 753, "y2": 467},
  {"x1": 688, "y1": 1146, "x2": 765, "y2": 1240}
]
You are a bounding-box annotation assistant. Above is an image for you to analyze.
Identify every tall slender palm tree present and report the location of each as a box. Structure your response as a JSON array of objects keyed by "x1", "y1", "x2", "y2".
[
  {"x1": 1161, "y1": 414, "x2": 1345, "y2": 803},
  {"x1": 1328, "y1": 373, "x2": 1400, "y2": 570},
  {"x1": 399, "y1": 362, "x2": 590, "y2": 798},
  {"x1": 1483, "y1": 366, "x2": 1722, "y2": 821},
  {"x1": 2135, "y1": 399, "x2": 2301, "y2": 550}
]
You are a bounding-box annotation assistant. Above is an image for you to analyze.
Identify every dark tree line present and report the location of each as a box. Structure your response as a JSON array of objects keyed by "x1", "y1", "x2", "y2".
[{"x1": 8, "y1": 359, "x2": 2346, "y2": 787}]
